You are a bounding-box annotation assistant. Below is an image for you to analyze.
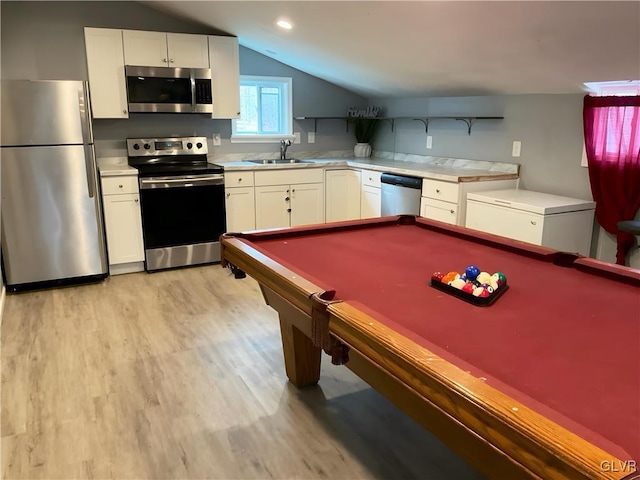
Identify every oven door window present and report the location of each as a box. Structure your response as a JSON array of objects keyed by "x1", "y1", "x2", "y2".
[
  {"x1": 127, "y1": 76, "x2": 191, "y2": 104},
  {"x1": 139, "y1": 184, "x2": 226, "y2": 249}
]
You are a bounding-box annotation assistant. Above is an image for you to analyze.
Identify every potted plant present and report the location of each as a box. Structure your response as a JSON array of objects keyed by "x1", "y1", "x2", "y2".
[{"x1": 350, "y1": 117, "x2": 379, "y2": 157}]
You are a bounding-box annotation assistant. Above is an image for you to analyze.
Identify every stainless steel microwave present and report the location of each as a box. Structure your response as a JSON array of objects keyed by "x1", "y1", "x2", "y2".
[{"x1": 125, "y1": 66, "x2": 213, "y2": 114}]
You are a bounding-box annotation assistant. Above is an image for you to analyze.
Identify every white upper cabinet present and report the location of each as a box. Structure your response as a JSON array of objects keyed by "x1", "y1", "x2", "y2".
[
  {"x1": 167, "y1": 33, "x2": 210, "y2": 68},
  {"x1": 84, "y1": 27, "x2": 128, "y2": 119},
  {"x1": 208, "y1": 36, "x2": 241, "y2": 118},
  {"x1": 123, "y1": 30, "x2": 209, "y2": 68}
]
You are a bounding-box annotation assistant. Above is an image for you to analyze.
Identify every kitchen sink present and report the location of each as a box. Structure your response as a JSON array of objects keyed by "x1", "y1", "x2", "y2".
[{"x1": 247, "y1": 159, "x2": 314, "y2": 164}]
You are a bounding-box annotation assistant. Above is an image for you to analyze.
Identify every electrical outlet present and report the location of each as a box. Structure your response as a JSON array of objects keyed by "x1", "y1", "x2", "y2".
[
  {"x1": 212, "y1": 133, "x2": 221, "y2": 146},
  {"x1": 308, "y1": 132, "x2": 316, "y2": 144},
  {"x1": 512, "y1": 140, "x2": 522, "y2": 157},
  {"x1": 426, "y1": 135, "x2": 433, "y2": 149},
  {"x1": 294, "y1": 132, "x2": 301, "y2": 144}
]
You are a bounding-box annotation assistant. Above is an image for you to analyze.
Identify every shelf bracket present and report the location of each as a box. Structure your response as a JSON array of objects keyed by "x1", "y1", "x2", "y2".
[
  {"x1": 455, "y1": 118, "x2": 474, "y2": 135},
  {"x1": 413, "y1": 118, "x2": 430, "y2": 133},
  {"x1": 381, "y1": 118, "x2": 395, "y2": 132}
]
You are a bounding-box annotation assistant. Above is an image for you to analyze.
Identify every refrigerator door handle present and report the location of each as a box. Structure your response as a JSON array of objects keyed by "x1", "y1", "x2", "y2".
[
  {"x1": 78, "y1": 83, "x2": 93, "y2": 144},
  {"x1": 84, "y1": 144, "x2": 97, "y2": 198}
]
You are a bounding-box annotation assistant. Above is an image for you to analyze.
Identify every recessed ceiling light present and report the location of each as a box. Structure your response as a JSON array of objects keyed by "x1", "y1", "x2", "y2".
[{"x1": 276, "y1": 20, "x2": 292, "y2": 30}]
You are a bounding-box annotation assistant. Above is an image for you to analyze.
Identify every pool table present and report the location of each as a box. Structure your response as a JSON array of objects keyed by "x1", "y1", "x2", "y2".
[{"x1": 221, "y1": 215, "x2": 639, "y2": 480}]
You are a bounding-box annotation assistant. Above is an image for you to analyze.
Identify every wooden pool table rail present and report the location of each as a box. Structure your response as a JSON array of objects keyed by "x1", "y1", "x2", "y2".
[{"x1": 220, "y1": 226, "x2": 634, "y2": 480}]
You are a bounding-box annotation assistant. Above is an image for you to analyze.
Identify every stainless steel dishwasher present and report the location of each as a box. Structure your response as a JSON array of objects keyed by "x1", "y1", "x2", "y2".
[{"x1": 380, "y1": 173, "x2": 422, "y2": 216}]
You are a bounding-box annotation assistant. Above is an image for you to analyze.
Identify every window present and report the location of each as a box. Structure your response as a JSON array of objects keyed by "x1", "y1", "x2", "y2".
[
  {"x1": 581, "y1": 81, "x2": 640, "y2": 166},
  {"x1": 231, "y1": 76, "x2": 293, "y2": 143}
]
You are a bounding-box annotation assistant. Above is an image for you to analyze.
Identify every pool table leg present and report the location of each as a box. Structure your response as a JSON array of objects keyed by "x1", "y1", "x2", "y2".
[{"x1": 279, "y1": 316, "x2": 322, "y2": 387}]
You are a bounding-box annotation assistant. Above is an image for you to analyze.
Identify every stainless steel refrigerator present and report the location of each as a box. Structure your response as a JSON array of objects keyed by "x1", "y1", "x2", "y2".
[{"x1": 1, "y1": 80, "x2": 108, "y2": 292}]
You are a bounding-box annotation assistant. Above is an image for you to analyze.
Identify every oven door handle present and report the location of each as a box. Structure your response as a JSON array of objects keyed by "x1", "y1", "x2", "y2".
[{"x1": 140, "y1": 175, "x2": 224, "y2": 189}]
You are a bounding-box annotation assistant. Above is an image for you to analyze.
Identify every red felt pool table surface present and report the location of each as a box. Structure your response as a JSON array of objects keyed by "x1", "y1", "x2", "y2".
[{"x1": 222, "y1": 215, "x2": 640, "y2": 478}]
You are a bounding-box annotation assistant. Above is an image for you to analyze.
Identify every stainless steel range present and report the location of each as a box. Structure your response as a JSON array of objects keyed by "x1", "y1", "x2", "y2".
[{"x1": 127, "y1": 136, "x2": 225, "y2": 272}]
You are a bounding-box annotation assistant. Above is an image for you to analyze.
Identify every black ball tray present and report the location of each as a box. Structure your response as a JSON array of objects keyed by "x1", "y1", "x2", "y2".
[{"x1": 429, "y1": 278, "x2": 509, "y2": 306}]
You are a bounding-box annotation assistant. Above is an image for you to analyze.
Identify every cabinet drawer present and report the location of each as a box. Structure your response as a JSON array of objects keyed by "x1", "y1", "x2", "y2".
[
  {"x1": 422, "y1": 179, "x2": 459, "y2": 203},
  {"x1": 466, "y1": 200, "x2": 544, "y2": 245},
  {"x1": 361, "y1": 169, "x2": 382, "y2": 188},
  {"x1": 101, "y1": 175, "x2": 139, "y2": 195},
  {"x1": 255, "y1": 168, "x2": 323, "y2": 186},
  {"x1": 420, "y1": 198, "x2": 458, "y2": 225},
  {"x1": 225, "y1": 171, "x2": 255, "y2": 187}
]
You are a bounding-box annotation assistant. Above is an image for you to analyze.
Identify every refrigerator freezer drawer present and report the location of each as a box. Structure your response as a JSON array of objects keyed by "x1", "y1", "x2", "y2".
[{"x1": 1, "y1": 145, "x2": 108, "y2": 287}]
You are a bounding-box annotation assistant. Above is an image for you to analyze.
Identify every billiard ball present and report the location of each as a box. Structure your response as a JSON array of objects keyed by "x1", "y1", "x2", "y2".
[
  {"x1": 431, "y1": 271, "x2": 445, "y2": 282},
  {"x1": 465, "y1": 265, "x2": 480, "y2": 280},
  {"x1": 492, "y1": 272, "x2": 507, "y2": 286},
  {"x1": 462, "y1": 282, "x2": 475, "y2": 294},
  {"x1": 477, "y1": 272, "x2": 492, "y2": 284},
  {"x1": 450, "y1": 278, "x2": 466, "y2": 289},
  {"x1": 472, "y1": 286, "x2": 485, "y2": 297},
  {"x1": 441, "y1": 271, "x2": 459, "y2": 284},
  {"x1": 481, "y1": 283, "x2": 494, "y2": 294}
]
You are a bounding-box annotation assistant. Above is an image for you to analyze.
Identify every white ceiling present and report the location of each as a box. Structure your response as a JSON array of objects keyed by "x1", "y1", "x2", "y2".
[{"x1": 144, "y1": 1, "x2": 640, "y2": 98}]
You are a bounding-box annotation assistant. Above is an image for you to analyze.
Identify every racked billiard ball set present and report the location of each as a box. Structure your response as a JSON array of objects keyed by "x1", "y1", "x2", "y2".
[{"x1": 429, "y1": 265, "x2": 508, "y2": 306}]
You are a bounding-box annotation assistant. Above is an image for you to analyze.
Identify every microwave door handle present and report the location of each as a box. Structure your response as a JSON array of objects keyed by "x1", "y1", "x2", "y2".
[{"x1": 190, "y1": 70, "x2": 196, "y2": 112}]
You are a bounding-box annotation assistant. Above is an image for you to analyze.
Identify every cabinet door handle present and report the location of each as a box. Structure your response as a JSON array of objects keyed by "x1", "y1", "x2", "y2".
[
  {"x1": 285, "y1": 197, "x2": 290, "y2": 201},
  {"x1": 119, "y1": 184, "x2": 123, "y2": 188},
  {"x1": 530, "y1": 221, "x2": 537, "y2": 225},
  {"x1": 287, "y1": 208, "x2": 292, "y2": 213},
  {"x1": 238, "y1": 178, "x2": 242, "y2": 182},
  {"x1": 436, "y1": 189, "x2": 441, "y2": 193},
  {"x1": 134, "y1": 198, "x2": 139, "y2": 203},
  {"x1": 450, "y1": 209, "x2": 455, "y2": 214},
  {"x1": 122, "y1": 109, "x2": 127, "y2": 115},
  {"x1": 227, "y1": 193, "x2": 230, "y2": 198},
  {"x1": 169, "y1": 59, "x2": 174, "y2": 63},
  {"x1": 292, "y1": 189, "x2": 295, "y2": 193},
  {"x1": 163, "y1": 58, "x2": 168, "y2": 63}
]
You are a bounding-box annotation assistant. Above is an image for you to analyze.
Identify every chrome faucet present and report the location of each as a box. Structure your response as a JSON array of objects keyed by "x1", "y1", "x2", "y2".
[{"x1": 280, "y1": 139, "x2": 292, "y2": 160}]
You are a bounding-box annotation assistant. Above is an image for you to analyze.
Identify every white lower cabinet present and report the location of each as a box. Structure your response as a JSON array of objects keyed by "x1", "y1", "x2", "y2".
[
  {"x1": 325, "y1": 169, "x2": 361, "y2": 222},
  {"x1": 255, "y1": 185, "x2": 291, "y2": 230},
  {"x1": 225, "y1": 171, "x2": 256, "y2": 232},
  {"x1": 254, "y1": 168, "x2": 324, "y2": 230},
  {"x1": 360, "y1": 169, "x2": 382, "y2": 219},
  {"x1": 100, "y1": 174, "x2": 145, "y2": 274},
  {"x1": 421, "y1": 178, "x2": 518, "y2": 226}
]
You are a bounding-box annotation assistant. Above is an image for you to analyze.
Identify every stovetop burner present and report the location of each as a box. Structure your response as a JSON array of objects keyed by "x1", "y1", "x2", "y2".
[{"x1": 127, "y1": 136, "x2": 223, "y2": 176}]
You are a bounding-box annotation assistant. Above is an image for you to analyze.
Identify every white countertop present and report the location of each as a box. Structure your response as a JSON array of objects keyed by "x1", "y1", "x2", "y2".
[
  {"x1": 213, "y1": 157, "x2": 520, "y2": 183},
  {"x1": 97, "y1": 157, "x2": 137, "y2": 176},
  {"x1": 467, "y1": 189, "x2": 595, "y2": 215}
]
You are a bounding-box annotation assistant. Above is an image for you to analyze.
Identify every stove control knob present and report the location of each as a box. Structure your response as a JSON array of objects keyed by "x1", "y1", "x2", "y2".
[
  {"x1": 144, "y1": 143, "x2": 151, "y2": 150},
  {"x1": 186, "y1": 142, "x2": 193, "y2": 149},
  {"x1": 196, "y1": 142, "x2": 203, "y2": 149},
  {"x1": 133, "y1": 143, "x2": 140, "y2": 150}
]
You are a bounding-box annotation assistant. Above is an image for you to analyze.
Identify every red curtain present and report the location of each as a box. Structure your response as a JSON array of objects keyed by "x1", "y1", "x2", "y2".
[{"x1": 583, "y1": 95, "x2": 640, "y2": 264}]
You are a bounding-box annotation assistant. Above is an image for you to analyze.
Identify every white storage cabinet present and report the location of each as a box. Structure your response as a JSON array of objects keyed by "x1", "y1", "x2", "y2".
[
  {"x1": 465, "y1": 189, "x2": 596, "y2": 256},
  {"x1": 254, "y1": 169, "x2": 324, "y2": 230},
  {"x1": 122, "y1": 30, "x2": 209, "y2": 68},
  {"x1": 208, "y1": 36, "x2": 241, "y2": 119},
  {"x1": 100, "y1": 173, "x2": 145, "y2": 274},
  {"x1": 84, "y1": 28, "x2": 129, "y2": 119},
  {"x1": 325, "y1": 169, "x2": 362, "y2": 222},
  {"x1": 225, "y1": 171, "x2": 256, "y2": 232},
  {"x1": 421, "y1": 178, "x2": 519, "y2": 226},
  {"x1": 360, "y1": 169, "x2": 382, "y2": 219}
]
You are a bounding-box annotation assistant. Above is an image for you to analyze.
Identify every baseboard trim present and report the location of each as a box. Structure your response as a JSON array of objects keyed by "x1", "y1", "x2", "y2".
[{"x1": 0, "y1": 284, "x2": 6, "y2": 329}]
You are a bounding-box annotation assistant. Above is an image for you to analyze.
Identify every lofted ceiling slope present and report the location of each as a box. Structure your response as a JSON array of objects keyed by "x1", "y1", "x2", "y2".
[{"x1": 142, "y1": 1, "x2": 640, "y2": 98}]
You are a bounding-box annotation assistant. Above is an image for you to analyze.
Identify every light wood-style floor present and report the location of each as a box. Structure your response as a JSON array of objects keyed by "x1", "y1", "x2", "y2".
[{"x1": 1, "y1": 265, "x2": 485, "y2": 480}]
